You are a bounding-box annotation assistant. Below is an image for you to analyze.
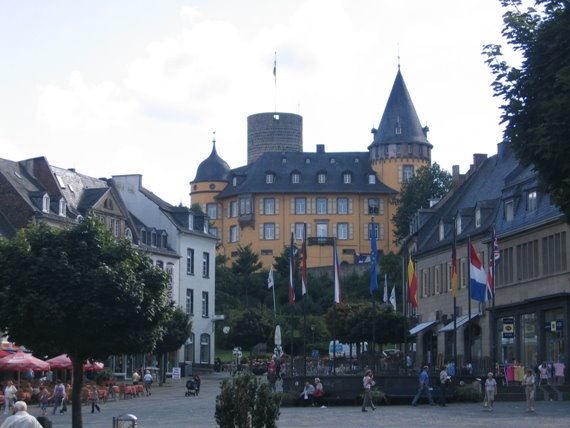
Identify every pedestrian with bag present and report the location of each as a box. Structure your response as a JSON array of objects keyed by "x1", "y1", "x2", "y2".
[
  {"x1": 361, "y1": 369, "x2": 376, "y2": 412},
  {"x1": 411, "y1": 366, "x2": 435, "y2": 406},
  {"x1": 438, "y1": 365, "x2": 451, "y2": 406}
]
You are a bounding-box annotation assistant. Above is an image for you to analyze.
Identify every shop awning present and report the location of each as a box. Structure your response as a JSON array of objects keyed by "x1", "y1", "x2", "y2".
[
  {"x1": 409, "y1": 320, "x2": 437, "y2": 336},
  {"x1": 439, "y1": 313, "x2": 480, "y2": 333}
]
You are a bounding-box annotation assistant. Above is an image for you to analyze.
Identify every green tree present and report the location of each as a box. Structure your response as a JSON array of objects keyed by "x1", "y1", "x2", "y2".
[
  {"x1": 0, "y1": 217, "x2": 170, "y2": 428},
  {"x1": 228, "y1": 309, "x2": 273, "y2": 350},
  {"x1": 392, "y1": 163, "x2": 452, "y2": 242},
  {"x1": 483, "y1": 0, "x2": 570, "y2": 221},
  {"x1": 232, "y1": 244, "x2": 263, "y2": 307},
  {"x1": 154, "y1": 306, "x2": 192, "y2": 385}
]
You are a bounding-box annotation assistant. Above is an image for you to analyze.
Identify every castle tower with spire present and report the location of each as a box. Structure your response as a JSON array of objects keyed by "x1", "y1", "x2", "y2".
[{"x1": 368, "y1": 68, "x2": 432, "y2": 191}]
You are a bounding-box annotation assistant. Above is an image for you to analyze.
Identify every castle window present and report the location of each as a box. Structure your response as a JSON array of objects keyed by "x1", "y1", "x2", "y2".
[
  {"x1": 295, "y1": 198, "x2": 306, "y2": 214},
  {"x1": 207, "y1": 203, "x2": 217, "y2": 220},
  {"x1": 317, "y1": 173, "x2": 327, "y2": 184},
  {"x1": 305, "y1": 158, "x2": 310, "y2": 164},
  {"x1": 295, "y1": 223, "x2": 305, "y2": 240},
  {"x1": 505, "y1": 200, "x2": 514, "y2": 222},
  {"x1": 354, "y1": 157, "x2": 359, "y2": 163},
  {"x1": 402, "y1": 165, "x2": 414, "y2": 182},
  {"x1": 230, "y1": 201, "x2": 238, "y2": 217},
  {"x1": 330, "y1": 157, "x2": 336, "y2": 164},
  {"x1": 395, "y1": 126, "x2": 402, "y2": 135},
  {"x1": 263, "y1": 223, "x2": 276, "y2": 240},
  {"x1": 368, "y1": 198, "x2": 379, "y2": 215},
  {"x1": 337, "y1": 198, "x2": 348, "y2": 214},
  {"x1": 343, "y1": 173, "x2": 352, "y2": 184},
  {"x1": 229, "y1": 225, "x2": 238, "y2": 243},
  {"x1": 316, "y1": 197, "x2": 327, "y2": 215},
  {"x1": 527, "y1": 190, "x2": 538, "y2": 212},
  {"x1": 42, "y1": 194, "x2": 50, "y2": 213},
  {"x1": 232, "y1": 177, "x2": 237, "y2": 186},
  {"x1": 337, "y1": 223, "x2": 348, "y2": 240},
  {"x1": 368, "y1": 174, "x2": 376, "y2": 184},
  {"x1": 239, "y1": 198, "x2": 252, "y2": 215},
  {"x1": 316, "y1": 222, "x2": 328, "y2": 238},
  {"x1": 264, "y1": 198, "x2": 275, "y2": 215},
  {"x1": 291, "y1": 172, "x2": 301, "y2": 184},
  {"x1": 265, "y1": 173, "x2": 275, "y2": 184}
]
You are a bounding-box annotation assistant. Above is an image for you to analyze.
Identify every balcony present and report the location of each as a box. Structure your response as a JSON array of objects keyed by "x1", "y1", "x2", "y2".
[{"x1": 307, "y1": 237, "x2": 334, "y2": 246}]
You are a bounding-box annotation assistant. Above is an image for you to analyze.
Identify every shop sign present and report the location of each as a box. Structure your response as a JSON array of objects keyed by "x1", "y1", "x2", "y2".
[
  {"x1": 545, "y1": 320, "x2": 563, "y2": 331},
  {"x1": 503, "y1": 317, "x2": 514, "y2": 338}
]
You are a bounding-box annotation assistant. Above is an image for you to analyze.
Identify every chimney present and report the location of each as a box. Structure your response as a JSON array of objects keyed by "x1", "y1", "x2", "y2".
[
  {"x1": 473, "y1": 153, "x2": 487, "y2": 168},
  {"x1": 316, "y1": 144, "x2": 325, "y2": 154}
]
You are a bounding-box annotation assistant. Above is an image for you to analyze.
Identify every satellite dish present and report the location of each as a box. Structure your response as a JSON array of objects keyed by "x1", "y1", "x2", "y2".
[{"x1": 222, "y1": 326, "x2": 230, "y2": 334}]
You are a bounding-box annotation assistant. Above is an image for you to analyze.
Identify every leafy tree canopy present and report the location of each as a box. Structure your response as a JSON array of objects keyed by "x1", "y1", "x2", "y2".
[
  {"x1": 483, "y1": 0, "x2": 570, "y2": 221},
  {"x1": 392, "y1": 163, "x2": 452, "y2": 242}
]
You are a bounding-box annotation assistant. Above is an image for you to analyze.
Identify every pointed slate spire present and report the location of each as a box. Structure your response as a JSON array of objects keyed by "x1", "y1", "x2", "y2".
[{"x1": 369, "y1": 68, "x2": 430, "y2": 149}]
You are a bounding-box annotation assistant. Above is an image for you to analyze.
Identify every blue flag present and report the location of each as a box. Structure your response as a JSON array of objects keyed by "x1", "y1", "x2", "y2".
[{"x1": 370, "y1": 225, "x2": 378, "y2": 294}]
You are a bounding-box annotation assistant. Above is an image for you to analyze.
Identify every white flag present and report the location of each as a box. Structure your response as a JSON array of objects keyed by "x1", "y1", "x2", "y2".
[
  {"x1": 383, "y1": 274, "x2": 388, "y2": 303},
  {"x1": 390, "y1": 286, "x2": 397, "y2": 310},
  {"x1": 268, "y1": 266, "x2": 274, "y2": 289}
]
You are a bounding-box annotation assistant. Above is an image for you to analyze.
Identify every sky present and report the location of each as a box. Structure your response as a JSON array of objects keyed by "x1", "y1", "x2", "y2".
[{"x1": 0, "y1": 0, "x2": 517, "y2": 206}]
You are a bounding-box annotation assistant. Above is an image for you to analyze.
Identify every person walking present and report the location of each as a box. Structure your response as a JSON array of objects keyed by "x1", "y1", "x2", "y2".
[
  {"x1": 38, "y1": 387, "x2": 49, "y2": 416},
  {"x1": 51, "y1": 380, "x2": 65, "y2": 415},
  {"x1": 3, "y1": 381, "x2": 17, "y2": 415},
  {"x1": 143, "y1": 370, "x2": 153, "y2": 396},
  {"x1": 0, "y1": 401, "x2": 42, "y2": 428},
  {"x1": 411, "y1": 366, "x2": 435, "y2": 406},
  {"x1": 438, "y1": 365, "x2": 451, "y2": 406},
  {"x1": 522, "y1": 368, "x2": 536, "y2": 412},
  {"x1": 361, "y1": 369, "x2": 376, "y2": 412},
  {"x1": 484, "y1": 372, "x2": 498, "y2": 411},
  {"x1": 89, "y1": 383, "x2": 101, "y2": 413},
  {"x1": 313, "y1": 378, "x2": 325, "y2": 408}
]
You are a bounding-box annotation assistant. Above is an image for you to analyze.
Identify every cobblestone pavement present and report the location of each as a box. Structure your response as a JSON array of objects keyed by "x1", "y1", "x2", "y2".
[{"x1": 2, "y1": 373, "x2": 569, "y2": 427}]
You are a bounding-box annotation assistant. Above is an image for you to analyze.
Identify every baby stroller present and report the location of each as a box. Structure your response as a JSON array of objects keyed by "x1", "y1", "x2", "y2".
[{"x1": 185, "y1": 376, "x2": 200, "y2": 396}]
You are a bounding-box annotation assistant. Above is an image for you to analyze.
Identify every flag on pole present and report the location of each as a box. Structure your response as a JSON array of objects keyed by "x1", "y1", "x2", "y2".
[
  {"x1": 469, "y1": 241, "x2": 487, "y2": 303},
  {"x1": 370, "y1": 225, "x2": 378, "y2": 294},
  {"x1": 289, "y1": 232, "x2": 295, "y2": 304},
  {"x1": 493, "y1": 234, "x2": 500, "y2": 264},
  {"x1": 383, "y1": 274, "x2": 388, "y2": 303},
  {"x1": 389, "y1": 286, "x2": 397, "y2": 310},
  {"x1": 407, "y1": 256, "x2": 418, "y2": 308},
  {"x1": 451, "y1": 238, "x2": 458, "y2": 297},
  {"x1": 334, "y1": 240, "x2": 342, "y2": 304},
  {"x1": 273, "y1": 52, "x2": 277, "y2": 85},
  {"x1": 301, "y1": 224, "x2": 307, "y2": 296},
  {"x1": 268, "y1": 266, "x2": 274, "y2": 289},
  {"x1": 486, "y1": 257, "x2": 494, "y2": 301}
]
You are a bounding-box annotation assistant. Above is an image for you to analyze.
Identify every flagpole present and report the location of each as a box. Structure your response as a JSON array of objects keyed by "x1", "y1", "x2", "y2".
[
  {"x1": 302, "y1": 223, "x2": 307, "y2": 376},
  {"x1": 402, "y1": 252, "x2": 408, "y2": 373},
  {"x1": 289, "y1": 232, "x2": 295, "y2": 377},
  {"x1": 490, "y1": 226, "x2": 497, "y2": 368},
  {"x1": 467, "y1": 236, "x2": 472, "y2": 367},
  {"x1": 273, "y1": 51, "x2": 277, "y2": 113},
  {"x1": 369, "y1": 219, "x2": 378, "y2": 372},
  {"x1": 452, "y1": 217, "x2": 458, "y2": 374}
]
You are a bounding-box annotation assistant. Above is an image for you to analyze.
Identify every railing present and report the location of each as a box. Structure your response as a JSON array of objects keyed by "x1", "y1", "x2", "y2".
[{"x1": 307, "y1": 237, "x2": 334, "y2": 246}]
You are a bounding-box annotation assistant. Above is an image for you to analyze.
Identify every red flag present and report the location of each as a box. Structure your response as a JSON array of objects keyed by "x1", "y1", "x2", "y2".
[{"x1": 407, "y1": 256, "x2": 418, "y2": 308}]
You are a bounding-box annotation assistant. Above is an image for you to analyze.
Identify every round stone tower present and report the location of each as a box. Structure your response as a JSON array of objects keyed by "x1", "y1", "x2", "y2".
[{"x1": 247, "y1": 112, "x2": 303, "y2": 164}]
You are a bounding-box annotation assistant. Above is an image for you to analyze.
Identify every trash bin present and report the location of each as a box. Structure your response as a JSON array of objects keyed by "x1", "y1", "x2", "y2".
[
  {"x1": 112, "y1": 414, "x2": 137, "y2": 428},
  {"x1": 186, "y1": 362, "x2": 192, "y2": 376}
]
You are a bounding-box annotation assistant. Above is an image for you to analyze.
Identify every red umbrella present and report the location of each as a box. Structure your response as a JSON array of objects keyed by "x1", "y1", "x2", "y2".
[
  {"x1": 83, "y1": 361, "x2": 104, "y2": 372},
  {"x1": 46, "y1": 354, "x2": 72, "y2": 370},
  {"x1": 0, "y1": 350, "x2": 11, "y2": 358},
  {"x1": 0, "y1": 351, "x2": 50, "y2": 371}
]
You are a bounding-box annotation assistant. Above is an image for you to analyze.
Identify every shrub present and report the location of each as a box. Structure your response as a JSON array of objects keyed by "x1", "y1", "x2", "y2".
[
  {"x1": 454, "y1": 384, "x2": 483, "y2": 402},
  {"x1": 215, "y1": 373, "x2": 281, "y2": 428}
]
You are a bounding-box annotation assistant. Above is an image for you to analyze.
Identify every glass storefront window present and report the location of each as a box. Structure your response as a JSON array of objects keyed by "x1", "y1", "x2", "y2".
[
  {"x1": 545, "y1": 309, "x2": 565, "y2": 363},
  {"x1": 497, "y1": 316, "x2": 517, "y2": 364},
  {"x1": 521, "y1": 313, "x2": 537, "y2": 369}
]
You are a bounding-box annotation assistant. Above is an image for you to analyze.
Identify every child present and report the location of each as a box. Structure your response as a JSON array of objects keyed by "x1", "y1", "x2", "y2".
[
  {"x1": 39, "y1": 387, "x2": 49, "y2": 416},
  {"x1": 484, "y1": 372, "x2": 498, "y2": 410}
]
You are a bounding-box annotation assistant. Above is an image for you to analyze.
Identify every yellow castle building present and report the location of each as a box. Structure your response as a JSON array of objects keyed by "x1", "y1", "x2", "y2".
[{"x1": 191, "y1": 68, "x2": 432, "y2": 268}]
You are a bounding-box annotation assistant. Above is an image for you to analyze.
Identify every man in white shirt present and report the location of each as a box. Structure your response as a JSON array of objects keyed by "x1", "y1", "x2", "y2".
[
  {"x1": 143, "y1": 370, "x2": 153, "y2": 396},
  {"x1": 0, "y1": 401, "x2": 42, "y2": 428}
]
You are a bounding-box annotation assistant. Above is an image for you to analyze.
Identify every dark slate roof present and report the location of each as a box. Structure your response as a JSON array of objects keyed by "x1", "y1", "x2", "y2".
[
  {"x1": 0, "y1": 210, "x2": 16, "y2": 239},
  {"x1": 369, "y1": 68, "x2": 431, "y2": 149},
  {"x1": 414, "y1": 143, "x2": 564, "y2": 256},
  {"x1": 217, "y1": 150, "x2": 397, "y2": 198},
  {"x1": 193, "y1": 142, "x2": 231, "y2": 183}
]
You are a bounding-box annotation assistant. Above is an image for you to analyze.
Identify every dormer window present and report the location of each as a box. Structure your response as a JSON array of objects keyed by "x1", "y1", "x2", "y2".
[
  {"x1": 354, "y1": 157, "x2": 359, "y2": 163},
  {"x1": 455, "y1": 216, "x2": 462, "y2": 235},
  {"x1": 505, "y1": 200, "x2": 514, "y2": 222},
  {"x1": 281, "y1": 156, "x2": 287, "y2": 164},
  {"x1": 125, "y1": 227, "x2": 133, "y2": 242},
  {"x1": 232, "y1": 177, "x2": 237, "y2": 187},
  {"x1": 317, "y1": 173, "x2": 327, "y2": 184},
  {"x1": 305, "y1": 157, "x2": 310, "y2": 164},
  {"x1": 395, "y1": 126, "x2": 402, "y2": 135},
  {"x1": 527, "y1": 190, "x2": 538, "y2": 212},
  {"x1": 141, "y1": 229, "x2": 147, "y2": 244},
  {"x1": 42, "y1": 194, "x2": 50, "y2": 213},
  {"x1": 368, "y1": 174, "x2": 376, "y2": 184},
  {"x1": 291, "y1": 172, "x2": 301, "y2": 184},
  {"x1": 330, "y1": 157, "x2": 336, "y2": 164},
  {"x1": 439, "y1": 220, "x2": 445, "y2": 241},
  {"x1": 475, "y1": 208, "x2": 481, "y2": 228},
  {"x1": 188, "y1": 214, "x2": 194, "y2": 230},
  {"x1": 265, "y1": 173, "x2": 275, "y2": 184},
  {"x1": 343, "y1": 173, "x2": 352, "y2": 184},
  {"x1": 58, "y1": 198, "x2": 66, "y2": 217}
]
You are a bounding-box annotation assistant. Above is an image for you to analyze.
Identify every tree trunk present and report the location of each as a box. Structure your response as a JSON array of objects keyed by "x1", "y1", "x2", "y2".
[{"x1": 71, "y1": 356, "x2": 85, "y2": 428}]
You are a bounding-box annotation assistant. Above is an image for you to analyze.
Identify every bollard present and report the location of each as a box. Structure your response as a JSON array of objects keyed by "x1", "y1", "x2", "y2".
[{"x1": 112, "y1": 413, "x2": 138, "y2": 428}]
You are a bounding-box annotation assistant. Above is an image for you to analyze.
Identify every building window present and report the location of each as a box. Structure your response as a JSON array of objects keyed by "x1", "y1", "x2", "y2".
[
  {"x1": 337, "y1": 198, "x2": 348, "y2": 214},
  {"x1": 317, "y1": 173, "x2": 327, "y2": 184},
  {"x1": 407, "y1": 144, "x2": 413, "y2": 156},
  {"x1": 208, "y1": 227, "x2": 218, "y2": 237},
  {"x1": 266, "y1": 173, "x2": 275, "y2": 184},
  {"x1": 379, "y1": 223, "x2": 385, "y2": 240},
  {"x1": 202, "y1": 252, "x2": 210, "y2": 278},
  {"x1": 368, "y1": 198, "x2": 379, "y2": 215},
  {"x1": 232, "y1": 177, "x2": 237, "y2": 186},
  {"x1": 151, "y1": 231, "x2": 157, "y2": 246},
  {"x1": 337, "y1": 223, "x2": 348, "y2": 240},
  {"x1": 42, "y1": 194, "x2": 50, "y2": 213},
  {"x1": 295, "y1": 198, "x2": 306, "y2": 214},
  {"x1": 207, "y1": 203, "x2": 217, "y2": 220},
  {"x1": 316, "y1": 222, "x2": 328, "y2": 238},
  {"x1": 403, "y1": 165, "x2": 414, "y2": 182},
  {"x1": 263, "y1": 223, "x2": 276, "y2": 240},
  {"x1": 187, "y1": 249, "x2": 195, "y2": 275},
  {"x1": 202, "y1": 292, "x2": 209, "y2": 318},
  {"x1": 110, "y1": 218, "x2": 120, "y2": 237},
  {"x1": 542, "y1": 231, "x2": 567, "y2": 275},
  {"x1": 264, "y1": 198, "x2": 275, "y2": 215},
  {"x1": 343, "y1": 173, "x2": 352, "y2": 184},
  {"x1": 505, "y1": 200, "x2": 514, "y2": 222},
  {"x1": 141, "y1": 229, "x2": 147, "y2": 245},
  {"x1": 368, "y1": 223, "x2": 379, "y2": 241},
  {"x1": 230, "y1": 225, "x2": 238, "y2": 243},
  {"x1": 384, "y1": 145, "x2": 389, "y2": 157},
  {"x1": 200, "y1": 333, "x2": 210, "y2": 363},
  {"x1": 185, "y1": 333, "x2": 194, "y2": 363},
  {"x1": 291, "y1": 173, "x2": 301, "y2": 184},
  {"x1": 439, "y1": 220, "x2": 445, "y2": 241},
  {"x1": 125, "y1": 228, "x2": 133, "y2": 242},
  {"x1": 186, "y1": 288, "x2": 194, "y2": 315},
  {"x1": 396, "y1": 144, "x2": 401, "y2": 155},
  {"x1": 188, "y1": 214, "x2": 194, "y2": 230},
  {"x1": 58, "y1": 198, "x2": 66, "y2": 217},
  {"x1": 368, "y1": 174, "x2": 376, "y2": 184},
  {"x1": 161, "y1": 233, "x2": 168, "y2": 248},
  {"x1": 316, "y1": 197, "x2": 327, "y2": 215},
  {"x1": 295, "y1": 223, "x2": 305, "y2": 240},
  {"x1": 239, "y1": 198, "x2": 252, "y2": 215},
  {"x1": 395, "y1": 126, "x2": 402, "y2": 135},
  {"x1": 230, "y1": 201, "x2": 238, "y2": 217},
  {"x1": 527, "y1": 191, "x2": 538, "y2": 212},
  {"x1": 455, "y1": 216, "x2": 462, "y2": 235},
  {"x1": 475, "y1": 208, "x2": 481, "y2": 228}
]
